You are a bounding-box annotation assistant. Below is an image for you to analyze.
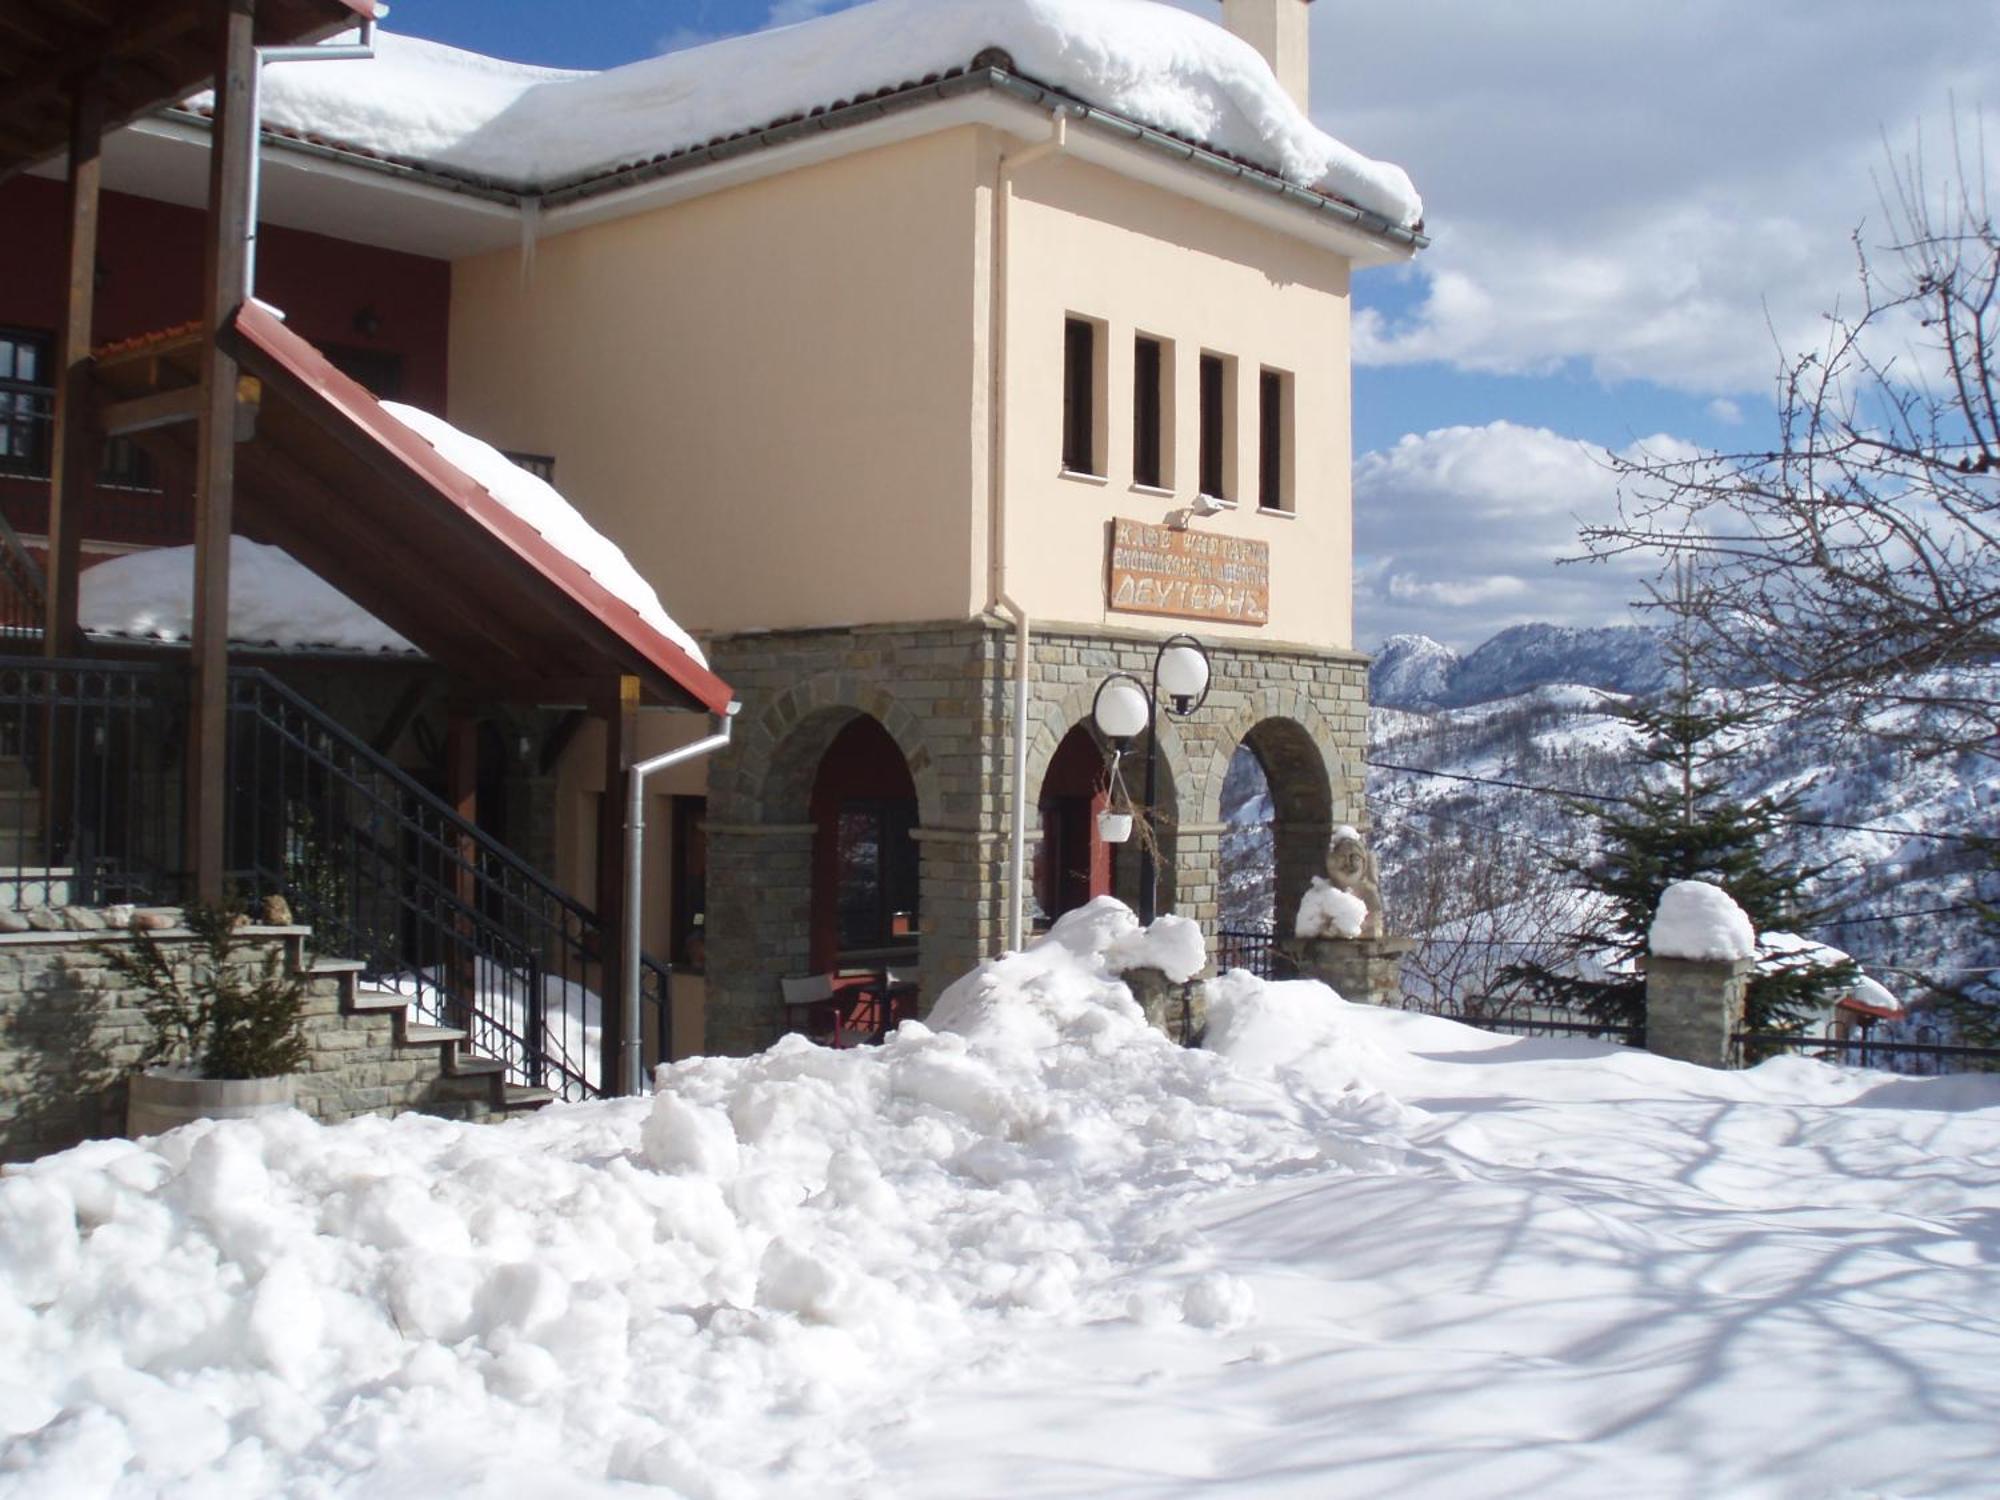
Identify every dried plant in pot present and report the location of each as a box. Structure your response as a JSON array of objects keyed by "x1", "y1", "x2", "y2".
[{"x1": 102, "y1": 901, "x2": 312, "y2": 1137}]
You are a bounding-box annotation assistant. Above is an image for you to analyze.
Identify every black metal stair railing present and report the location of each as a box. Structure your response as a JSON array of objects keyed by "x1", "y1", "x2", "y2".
[
  {"x1": 225, "y1": 667, "x2": 667, "y2": 1102},
  {"x1": 0, "y1": 654, "x2": 684, "y2": 1100}
]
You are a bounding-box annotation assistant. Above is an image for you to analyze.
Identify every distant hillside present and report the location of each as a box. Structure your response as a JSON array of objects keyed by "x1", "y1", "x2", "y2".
[{"x1": 1371, "y1": 624, "x2": 1669, "y2": 709}]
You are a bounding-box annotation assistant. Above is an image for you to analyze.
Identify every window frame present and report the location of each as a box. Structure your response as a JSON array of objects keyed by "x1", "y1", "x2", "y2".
[
  {"x1": 1198, "y1": 350, "x2": 1237, "y2": 503},
  {"x1": 1061, "y1": 315, "x2": 1108, "y2": 479},
  {"x1": 1132, "y1": 333, "x2": 1175, "y2": 492},
  {"x1": 1258, "y1": 366, "x2": 1295, "y2": 513},
  {"x1": 0, "y1": 328, "x2": 54, "y2": 481}
]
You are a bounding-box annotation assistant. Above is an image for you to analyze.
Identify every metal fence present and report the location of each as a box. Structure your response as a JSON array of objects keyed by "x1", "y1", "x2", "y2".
[
  {"x1": 1393, "y1": 993, "x2": 1644, "y2": 1045},
  {"x1": 1734, "y1": 1028, "x2": 2000, "y2": 1076},
  {"x1": 1217, "y1": 925, "x2": 1291, "y2": 978}
]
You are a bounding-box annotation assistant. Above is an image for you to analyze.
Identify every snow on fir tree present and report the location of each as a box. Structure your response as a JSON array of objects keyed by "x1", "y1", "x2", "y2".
[{"x1": 1502, "y1": 640, "x2": 1855, "y2": 1032}]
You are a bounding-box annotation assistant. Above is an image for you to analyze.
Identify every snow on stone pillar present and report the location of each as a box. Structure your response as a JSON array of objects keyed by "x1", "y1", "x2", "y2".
[
  {"x1": 1224, "y1": 0, "x2": 1314, "y2": 112},
  {"x1": 1287, "y1": 872, "x2": 1413, "y2": 1006},
  {"x1": 1645, "y1": 880, "x2": 1757, "y2": 1069}
]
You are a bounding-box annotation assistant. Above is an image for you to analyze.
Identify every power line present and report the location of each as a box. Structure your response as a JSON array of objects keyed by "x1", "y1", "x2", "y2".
[{"x1": 1366, "y1": 758, "x2": 1985, "y2": 845}]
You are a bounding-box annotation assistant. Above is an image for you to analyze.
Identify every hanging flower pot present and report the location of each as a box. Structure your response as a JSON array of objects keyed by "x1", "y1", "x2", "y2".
[{"x1": 1098, "y1": 809, "x2": 1134, "y2": 844}]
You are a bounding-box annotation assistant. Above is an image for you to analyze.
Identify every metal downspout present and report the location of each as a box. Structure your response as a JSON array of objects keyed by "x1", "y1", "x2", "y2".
[
  {"x1": 621, "y1": 702, "x2": 740, "y2": 1096},
  {"x1": 990, "y1": 110, "x2": 1069, "y2": 952},
  {"x1": 247, "y1": 18, "x2": 378, "y2": 297}
]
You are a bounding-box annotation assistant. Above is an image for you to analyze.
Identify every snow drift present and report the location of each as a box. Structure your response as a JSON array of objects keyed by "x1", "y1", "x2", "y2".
[{"x1": 5, "y1": 902, "x2": 1999, "y2": 1498}]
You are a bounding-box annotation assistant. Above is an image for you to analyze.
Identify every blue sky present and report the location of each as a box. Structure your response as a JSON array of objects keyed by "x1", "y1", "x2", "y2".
[{"x1": 379, "y1": 0, "x2": 1997, "y2": 648}]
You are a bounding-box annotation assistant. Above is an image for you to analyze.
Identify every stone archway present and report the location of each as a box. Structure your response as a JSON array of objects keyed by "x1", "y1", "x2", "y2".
[
  {"x1": 1023, "y1": 681, "x2": 1190, "y2": 924},
  {"x1": 1202, "y1": 690, "x2": 1343, "y2": 937},
  {"x1": 702, "y1": 674, "x2": 942, "y2": 1055}
]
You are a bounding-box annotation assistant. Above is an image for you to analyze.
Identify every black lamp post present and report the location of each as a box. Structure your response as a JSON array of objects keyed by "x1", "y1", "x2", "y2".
[{"x1": 1091, "y1": 634, "x2": 1212, "y2": 922}]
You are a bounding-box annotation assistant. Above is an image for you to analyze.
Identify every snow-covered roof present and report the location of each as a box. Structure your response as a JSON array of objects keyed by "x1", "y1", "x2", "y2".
[
  {"x1": 382, "y1": 403, "x2": 708, "y2": 669},
  {"x1": 79, "y1": 537, "x2": 418, "y2": 656},
  {"x1": 230, "y1": 0, "x2": 1421, "y2": 231}
]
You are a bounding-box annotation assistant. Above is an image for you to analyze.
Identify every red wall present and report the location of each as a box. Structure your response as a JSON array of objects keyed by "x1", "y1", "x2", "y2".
[
  {"x1": 0, "y1": 174, "x2": 451, "y2": 545},
  {"x1": 0, "y1": 175, "x2": 449, "y2": 405}
]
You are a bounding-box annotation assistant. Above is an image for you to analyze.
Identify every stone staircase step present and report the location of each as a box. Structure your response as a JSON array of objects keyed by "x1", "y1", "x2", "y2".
[
  {"x1": 445, "y1": 1052, "x2": 506, "y2": 1077},
  {"x1": 402, "y1": 1024, "x2": 468, "y2": 1046},
  {"x1": 309, "y1": 956, "x2": 367, "y2": 976},
  {"x1": 350, "y1": 987, "x2": 412, "y2": 1013},
  {"x1": 500, "y1": 1085, "x2": 558, "y2": 1111}
]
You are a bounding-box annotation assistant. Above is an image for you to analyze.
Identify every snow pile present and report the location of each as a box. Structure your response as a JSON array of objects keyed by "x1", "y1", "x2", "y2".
[
  {"x1": 9, "y1": 901, "x2": 2000, "y2": 1497},
  {"x1": 236, "y1": 0, "x2": 1421, "y2": 228},
  {"x1": 1649, "y1": 878, "x2": 1756, "y2": 962},
  {"x1": 383, "y1": 402, "x2": 706, "y2": 667},
  {"x1": 77, "y1": 537, "x2": 416, "y2": 655},
  {"x1": 1295, "y1": 874, "x2": 1367, "y2": 940}
]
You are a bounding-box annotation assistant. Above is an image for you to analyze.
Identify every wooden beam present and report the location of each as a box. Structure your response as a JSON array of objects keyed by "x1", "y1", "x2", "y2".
[
  {"x1": 98, "y1": 384, "x2": 202, "y2": 437},
  {"x1": 368, "y1": 675, "x2": 432, "y2": 756},
  {"x1": 595, "y1": 674, "x2": 639, "y2": 1095},
  {"x1": 43, "y1": 72, "x2": 102, "y2": 658},
  {"x1": 187, "y1": 0, "x2": 255, "y2": 903}
]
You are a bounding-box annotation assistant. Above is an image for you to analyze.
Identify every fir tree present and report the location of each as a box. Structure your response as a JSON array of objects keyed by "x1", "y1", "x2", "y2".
[{"x1": 1505, "y1": 652, "x2": 1854, "y2": 1035}]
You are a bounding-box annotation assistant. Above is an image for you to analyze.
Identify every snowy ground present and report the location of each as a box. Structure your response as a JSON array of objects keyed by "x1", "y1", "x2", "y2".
[{"x1": 4, "y1": 901, "x2": 1998, "y2": 1498}]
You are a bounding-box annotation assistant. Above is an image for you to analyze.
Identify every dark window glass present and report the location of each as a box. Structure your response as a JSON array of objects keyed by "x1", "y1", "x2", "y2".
[
  {"x1": 836, "y1": 797, "x2": 919, "y2": 951},
  {"x1": 1199, "y1": 353, "x2": 1226, "y2": 499},
  {"x1": 99, "y1": 436, "x2": 158, "y2": 491},
  {"x1": 1062, "y1": 318, "x2": 1095, "y2": 474},
  {"x1": 321, "y1": 344, "x2": 405, "y2": 399},
  {"x1": 1259, "y1": 369, "x2": 1285, "y2": 511},
  {"x1": 0, "y1": 330, "x2": 54, "y2": 479},
  {"x1": 504, "y1": 452, "x2": 557, "y2": 484},
  {"x1": 1133, "y1": 337, "x2": 1163, "y2": 489},
  {"x1": 671, "y1": 795, "x2": 707, "y2": 970}
]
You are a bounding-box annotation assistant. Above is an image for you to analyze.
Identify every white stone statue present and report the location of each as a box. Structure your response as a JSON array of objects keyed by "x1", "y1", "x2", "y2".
[{"x1": 1323, "y1": 824, "x2": 1384, "y2": 940}]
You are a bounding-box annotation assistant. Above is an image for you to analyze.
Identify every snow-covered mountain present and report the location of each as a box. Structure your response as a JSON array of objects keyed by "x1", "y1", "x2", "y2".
[
  {"x1": 1355, "y1": 626, "x2": 1999, "y2": 1015},
  {"x1": 1222, "y1": 622, "x2": 1994, "y2": 1027},
  {"x1": 1371, "y1": 624, "x2": 1670, "y2": 710}
]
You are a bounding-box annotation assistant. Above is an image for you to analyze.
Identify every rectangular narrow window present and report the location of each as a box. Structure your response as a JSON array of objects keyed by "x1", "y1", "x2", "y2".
[
  {"x1": 0, "y1": 330, "x2": 54, "y2": 479},
  {"x1": 1199, "y1": 352, "x2": 1234, "y2": 501},
  {"x1": 1133, "y1": 336, "x2": 1164, "y2": 489},
  {"x1": 670, "y1": 795, "x2": 707, "y2": 970},
  {"x1": 1259, "y1": 367, "x2": 1293, "y2": 511},
  {"x1": 1062, "y1": 317, "x2": 1097, "y2": 475}
]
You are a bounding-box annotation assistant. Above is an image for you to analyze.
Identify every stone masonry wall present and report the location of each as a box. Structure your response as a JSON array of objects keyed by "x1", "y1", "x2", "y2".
[
  {"x1": 0, "y1": 927, "x2": 493, "y2": 1165},
  {"x1": 701, "y1": 617, "x2": 1368, "y2": 1055}
]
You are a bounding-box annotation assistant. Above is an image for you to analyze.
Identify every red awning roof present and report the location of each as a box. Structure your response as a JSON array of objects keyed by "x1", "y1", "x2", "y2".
[
  {"x1": 218, "y1": 301, "x2": 731, "y2": 714},
  {"x1": 0, "y1": 0, "x2": 375, "y2": 183}
]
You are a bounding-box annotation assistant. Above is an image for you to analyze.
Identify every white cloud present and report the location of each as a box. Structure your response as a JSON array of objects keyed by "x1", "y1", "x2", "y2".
[
  {"x1": 1320, "y1": 0, "x2": 2000, "y2": 395},
  {"x1": 1354, "y1": 421, "x2": 1691, "y2": 649},
  {"x1": 1706, "y1": 398, "x2": 1744, "y2": 425}
]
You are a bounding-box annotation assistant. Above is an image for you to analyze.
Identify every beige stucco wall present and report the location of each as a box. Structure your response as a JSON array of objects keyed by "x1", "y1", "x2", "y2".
[
  {"x1": 995, "y1": 146, "x2": 1355, "y2": 649},
  {"x1": 449, "y1": 117, "x2": 1358, "y2": 653},
  {"x1": 448, "y1": 127, "x2": 989, "y2": 635}
]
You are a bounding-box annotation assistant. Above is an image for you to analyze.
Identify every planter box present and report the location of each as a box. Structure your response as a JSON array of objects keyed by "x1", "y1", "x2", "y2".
[{"x1": 127, "y1": 1069, "x2": 297, "y2": 1138}]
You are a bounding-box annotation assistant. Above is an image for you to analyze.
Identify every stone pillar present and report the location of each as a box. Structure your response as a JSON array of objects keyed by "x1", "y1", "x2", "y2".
[
  {"x1": 1644, "y1": 955, "x2": 1752, "y2": 1069},
  {"x1": 703, "y1": 823, "x2": 814, "y2": 1055},
  {"x1": 1118, "y1": 965, "x2": 1208, "y2": 1045},
  {"x1": 1291, "y1": 935, "x2": 1415, "y2": 1007}
]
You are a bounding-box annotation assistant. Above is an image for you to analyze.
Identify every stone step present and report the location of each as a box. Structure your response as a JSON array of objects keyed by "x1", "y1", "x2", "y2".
[
  {"x1": 500, "y1": 1084, "x2": 558, "y2": 1112},
  {"x1": 350, "y1": 987, "x2": 412, "y2": 1014},
  {"x1": 309, "y1": 956, "x2": 367, "y2": 977},
  {"x1": 402, "y1": 1023, "x2": 468, "y2": 1047},
  {"x1": 445, "y1": 1052, "x2": 506, "y2": 1078}
]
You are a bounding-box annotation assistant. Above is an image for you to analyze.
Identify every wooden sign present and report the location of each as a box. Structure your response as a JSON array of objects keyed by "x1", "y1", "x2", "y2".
[{"x1": 1107, "y1": 517, "x2": 1270, "y2": 625}]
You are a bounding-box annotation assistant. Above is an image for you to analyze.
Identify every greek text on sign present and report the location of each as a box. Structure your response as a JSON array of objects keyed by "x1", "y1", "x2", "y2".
[{"x1": 1107, "y1": 518, "x2": 1270, "y2": 625}]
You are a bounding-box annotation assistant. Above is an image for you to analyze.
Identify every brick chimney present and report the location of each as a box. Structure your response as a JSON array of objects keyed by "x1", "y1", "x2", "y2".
[{"x1": 1223, "y1": 0, "x2": 1313, "y2": 112}]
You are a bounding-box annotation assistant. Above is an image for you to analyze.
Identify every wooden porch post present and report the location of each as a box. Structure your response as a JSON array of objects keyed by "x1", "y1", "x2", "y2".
[
  {"x1": 596, "y1": 675, "x2": 639, "y2": 1095},
  {"x1": 188, "y1": 0, "x2": 257, "y2": 901},
  {"x1": 44, "y1": 75, "x2": 103, "y2": 658},
  {"x1": 444, "y1": 708, "x2": 480, "y2": 1042}
]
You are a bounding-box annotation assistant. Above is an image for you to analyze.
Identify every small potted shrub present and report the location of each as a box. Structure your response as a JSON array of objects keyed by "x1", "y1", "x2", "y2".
[{"x1": 104, "y1": 901, "x2": 312, "y2": 1137}]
